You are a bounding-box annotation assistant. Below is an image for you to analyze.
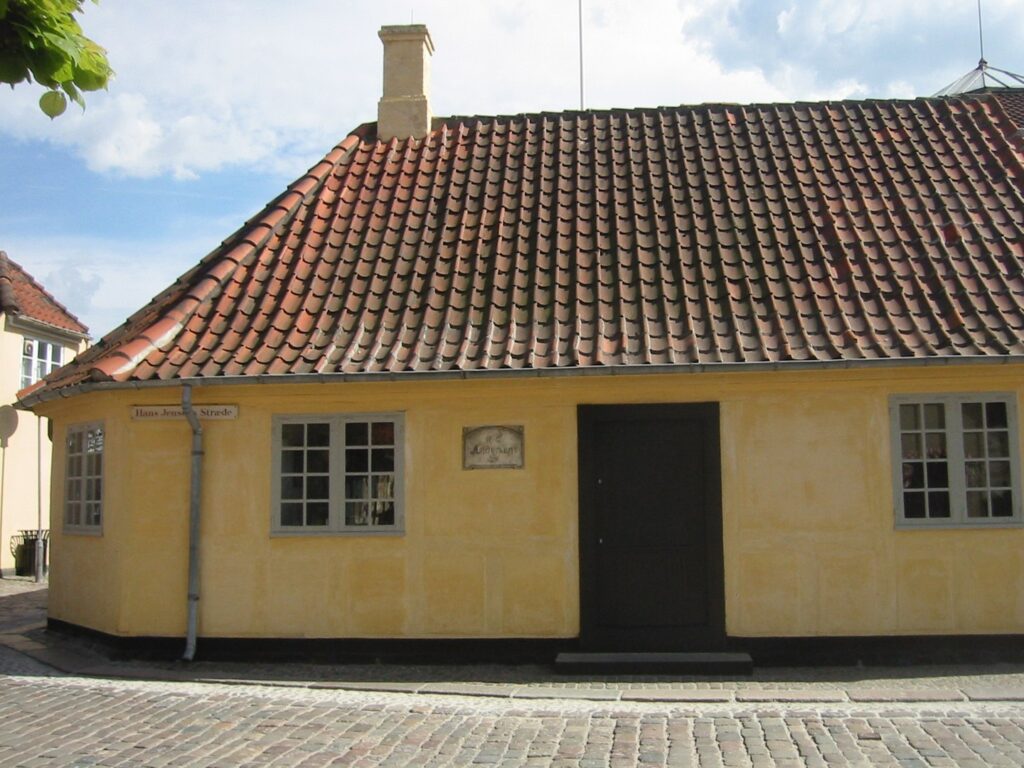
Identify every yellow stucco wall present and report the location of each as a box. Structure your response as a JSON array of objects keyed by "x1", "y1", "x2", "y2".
[
  {"x1": 37, "y1": 364, "x2": 1024, "y2": 639},
  {"x1": 0, "y1": 316, "x2": 85, "y2": 573}
]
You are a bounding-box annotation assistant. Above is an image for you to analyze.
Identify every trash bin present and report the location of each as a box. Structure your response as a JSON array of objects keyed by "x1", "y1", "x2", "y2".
[{"x1": 14, "y1": 530, "x2": 48, "y2": 577}]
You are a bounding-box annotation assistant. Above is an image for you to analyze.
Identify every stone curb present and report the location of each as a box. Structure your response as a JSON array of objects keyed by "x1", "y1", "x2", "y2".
[{"x1": 5, "y1": 629, "x2": 1024, "y2": 705}]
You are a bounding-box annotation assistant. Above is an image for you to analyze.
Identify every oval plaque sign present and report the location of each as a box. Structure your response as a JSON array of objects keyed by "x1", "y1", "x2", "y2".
[{"x1": 463, "y1": 425, "x2": 524, "y2": 470}]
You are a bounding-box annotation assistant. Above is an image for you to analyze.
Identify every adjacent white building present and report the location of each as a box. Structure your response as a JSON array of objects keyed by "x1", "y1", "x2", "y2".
[{"x1": 0, "y1": 252, "x2": 88, "y2": 575}]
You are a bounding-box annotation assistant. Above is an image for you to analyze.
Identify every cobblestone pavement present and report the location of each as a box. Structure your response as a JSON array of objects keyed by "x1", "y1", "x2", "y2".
[
  {"x1": 5, "y1": 581, "x2": 1024, "y2": 765},
  {"x1": 0, "y1": 576, "x2": 47, "y2": 634},
  {"x1": 3, "y1": 649, "x2": 1024, "y2": 768}
]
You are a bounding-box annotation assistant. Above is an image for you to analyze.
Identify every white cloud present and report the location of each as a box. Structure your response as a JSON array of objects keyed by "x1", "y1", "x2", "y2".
[
  {"x1": 5, "y1": 232, "x2": 224, "y2": 338},
  {"x1": 0, "y1": 0, "x2": 814, "y2": 180}
]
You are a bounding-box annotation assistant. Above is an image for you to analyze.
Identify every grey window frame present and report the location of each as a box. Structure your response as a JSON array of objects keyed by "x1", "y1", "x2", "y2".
[
  {"x1": 271, "y1": 412, "x2": 404, "y2": 536},
  {"x1": 890, "y1": 393, "x2": 1022, "y2": 528},
  {"x1": 64, "y1": 421, "x2": 104, "y2": 535}
]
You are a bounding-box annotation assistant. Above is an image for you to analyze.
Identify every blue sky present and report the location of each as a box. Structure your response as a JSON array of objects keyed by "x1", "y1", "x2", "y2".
[{"x1": 1, "y1": 0, "x2": 1021, "y2": 338}]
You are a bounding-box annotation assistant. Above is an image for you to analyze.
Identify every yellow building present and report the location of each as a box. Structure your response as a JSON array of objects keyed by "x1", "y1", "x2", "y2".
[
  {"x1": 1, "y1": 253, "x2": 89, "y2": 576},
  {"x1": 19, "y1": 27, "x2": 1024, "y2": 663}
]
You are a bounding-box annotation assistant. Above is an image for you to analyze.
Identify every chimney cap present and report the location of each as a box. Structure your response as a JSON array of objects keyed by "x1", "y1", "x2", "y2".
[{"x1": 378, "y1": 24, "x2": 435, "y2": 55}]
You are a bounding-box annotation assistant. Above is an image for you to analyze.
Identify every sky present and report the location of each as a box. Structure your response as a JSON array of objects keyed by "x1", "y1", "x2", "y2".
[{"x1": 1, "y1": 0, "x2": 1021, "y2": 339}]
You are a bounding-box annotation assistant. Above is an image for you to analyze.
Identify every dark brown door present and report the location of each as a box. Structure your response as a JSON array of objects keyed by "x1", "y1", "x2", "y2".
[{"x1": 577, "y1": 403, "x2": 724, "y2": 651}]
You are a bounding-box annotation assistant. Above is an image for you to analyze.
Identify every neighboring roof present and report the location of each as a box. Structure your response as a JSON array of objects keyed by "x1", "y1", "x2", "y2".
[
  {"x1": 20, "y1": 90, "x2": 1024, "y2": 404},
  {"x1": 0, "y1": 252, "x2": 89, "y2": 337}
]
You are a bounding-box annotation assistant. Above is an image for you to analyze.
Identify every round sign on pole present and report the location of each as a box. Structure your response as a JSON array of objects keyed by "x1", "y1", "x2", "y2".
[{"x1": 0, "y1": 405, "x2": 17, "y2": 447}]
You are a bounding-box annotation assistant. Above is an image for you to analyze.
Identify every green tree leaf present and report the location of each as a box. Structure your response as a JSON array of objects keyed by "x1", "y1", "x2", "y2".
[
  {"x1": 39, "y1": 89, "x2": 66, "y2": 118},
  {"x1": 0, "y1": 0, "x2": 112, "y2": 117}
]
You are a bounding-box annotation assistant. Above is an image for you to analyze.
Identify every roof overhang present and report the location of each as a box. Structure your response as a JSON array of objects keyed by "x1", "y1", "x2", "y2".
[
  {"x1": 18, "y1": 354, "x2": 1024, "y2": 411},
  {"x1": 4, "y1": 311, "x2": 91, "y2": 344}
]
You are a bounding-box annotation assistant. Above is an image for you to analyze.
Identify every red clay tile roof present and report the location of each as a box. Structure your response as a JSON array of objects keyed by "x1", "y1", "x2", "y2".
[
  {"x1": 21, "y1": 91, "x2": 1024, "y2": 402},
  {"x1": 0, "y1": 252, "x2": 89, "y2": 337}
]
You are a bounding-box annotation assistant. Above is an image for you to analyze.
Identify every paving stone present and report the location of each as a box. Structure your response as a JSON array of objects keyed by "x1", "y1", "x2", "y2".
[
  {"x1": 735, "y1": 690, "x2": 848, "y2": 703},
  {"x1": 961, "y1": 686, "x2": 1024, "y2": 702},
  {"x1": 848, "y1": 689, "x2": 965, "y2": 703}
]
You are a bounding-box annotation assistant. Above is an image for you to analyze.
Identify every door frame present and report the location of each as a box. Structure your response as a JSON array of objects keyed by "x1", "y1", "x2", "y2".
[{"x1": 577, "y1": 402, "x2": 725, "y2": 650}]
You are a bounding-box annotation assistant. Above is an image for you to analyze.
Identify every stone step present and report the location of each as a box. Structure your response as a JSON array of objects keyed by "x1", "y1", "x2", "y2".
[{"x1": 555, "y1": 651, "x2": 754, "y2": 675}]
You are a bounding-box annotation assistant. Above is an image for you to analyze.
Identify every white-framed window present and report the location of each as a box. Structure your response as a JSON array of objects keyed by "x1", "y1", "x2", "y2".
[
  {"x1": 271, "y1": 413, "x2": 403, "y2": 534},
  {"x1": 891, "y1": 394, "x2": 1021, "y2": 527},
  {"x1": 22, "y1": 337, "x2": 62, "y2": 389},
  {"x1": 65, "y1": 422, "x2": 104, "y2": 532}
]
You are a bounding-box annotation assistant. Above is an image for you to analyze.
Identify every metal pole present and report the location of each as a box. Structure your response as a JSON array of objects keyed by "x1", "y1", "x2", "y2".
[
  {"x1": 35, "y1": 416, "x2": 43, "y2": 582},
  {"x1": 0, "y1": 442, "x2": 6, "y2": 579},
  {"x1": 578, "y1": 0, "x2": 585, "y2": 110},
  {"x1": 182, "y1": 385, "x2": 204, "y2": 661}
]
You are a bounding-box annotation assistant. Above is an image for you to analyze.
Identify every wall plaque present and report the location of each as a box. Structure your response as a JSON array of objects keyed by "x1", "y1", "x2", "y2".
[
  {"x1": 463, "y1": 425, "x2": 524, "y2": 469},
  {"x1": 132, "y1": 405, "x2": 238, "y2": 420}
]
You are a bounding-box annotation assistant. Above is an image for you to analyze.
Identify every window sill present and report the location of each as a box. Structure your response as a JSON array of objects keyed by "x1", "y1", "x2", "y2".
[
  {"x1": 895, "y1": 520, "x2": 1024, "y2": 531},
  {"x1": 62, "y1": 527, "x2": 103, "y2": 537},
  {"x1": 270, "y1": 528, "x2": 405, "y2": 538}
]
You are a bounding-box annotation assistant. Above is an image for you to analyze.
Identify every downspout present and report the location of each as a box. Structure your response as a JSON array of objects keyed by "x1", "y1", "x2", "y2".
[{"x1": 182, "y1": 385, "x2": 204, "y2": 661}]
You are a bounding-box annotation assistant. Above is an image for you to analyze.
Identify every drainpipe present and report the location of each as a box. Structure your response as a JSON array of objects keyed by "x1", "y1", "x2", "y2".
[{"x1": 182, "y1": 385, "x2": 204, "y2": 661}]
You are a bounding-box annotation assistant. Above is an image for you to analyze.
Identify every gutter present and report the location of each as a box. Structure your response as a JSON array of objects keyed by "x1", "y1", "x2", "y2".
[
  {"x1": 181, "y1": 385, "x2": 204, "y2": 661},
  {"x1": 15, "y1": 353, "x2": 1024, "y2": 409}
]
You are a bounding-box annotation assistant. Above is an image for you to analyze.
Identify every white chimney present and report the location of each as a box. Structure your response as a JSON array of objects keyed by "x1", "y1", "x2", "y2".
[{"x1": 377, "y1": 25, "x2": 435, "y2": 141}]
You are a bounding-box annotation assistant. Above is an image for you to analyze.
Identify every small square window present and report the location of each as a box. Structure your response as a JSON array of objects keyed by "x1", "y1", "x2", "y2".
[
  {"x1": 892, "y1": 395, "x2": 1021, "y2": 527},
  {"x1": 273, "y1": 414, "x2": 403, "y2": 535}
]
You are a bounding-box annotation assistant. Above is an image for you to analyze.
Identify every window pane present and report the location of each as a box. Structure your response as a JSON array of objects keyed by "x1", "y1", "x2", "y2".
[
  {"x1": 966, "y1": 462, "x2": 986, "y2": 488},
  {"x1": 346, "y1": 448, "x2": 369, "y2": 473},
  {"x1": 371, "y1": 501, "x2": 395, "y2": 526},
  {"x1": 901, "y1": 433, "x2": 921, "y2": 459},
  {"x1": 306, "y1": 450, "x2": 329, "y2": 473},
  {"x1": 986, "y1": 402, "x2": 1008, "y2": 429},
  {"x1": 926, "y1": 462, "x2": 948, "y2": 488},
  {"x1": 962, "y1": 402, "x2": 984, "y2": 429},
  {"x1": 281, "y1": 503, "x2": 303, "y2": 526},
  {"x1": 282, "y1": 424, "x2": 304, "y2": 447},
  {"x1": 987, "y1": 432, "x2": 1010, "y2": 458},
  {"x1": 373, "y1": 474, "x2": 395, "y2": 498},
  {"x1": 346, "y1": 422, "x2": 368, "y2": 445},
  {"x1": 371, "y1": 421, "x2": 395, "y2": 445},
  {"x1": 964, "y1": 432, "x2": 986, "y2": 459},
  {"x1": 371, "y1": 448, "x2": 395, "y2": 472},
  {"x1": 928, "y1": 491, "x2": 950, "y2": 518},
  {"x1": 990, "y1": 461, "x2": 1011, "y2": 488},
  {"x1": 307, "y1": 423, "x2": 330, "y2": 447},
  {"x1": 281, "y1": 476, "x2": 303, "y2": 499},
  {"x1": 306, "y1": 503, "x2": 329, "y2": 526},
  {"x1": 924, "y1": 404, "x2": 945, "y2": 429},
  {"x1": 69, "y1": 431, "x2": 83, "y2": 453},
  {"x1": 902, "y1": 462, "x2": 924, "y2": 489},
  {"x1": 281, "y1": 450, "x2": 303, "y2": 473},
  {"x1": 925, "y1": 433, "x2": 946, "y2": 459},
  {"x1": 66, "y1": 502, "x2": 80, "y2": 526},
  {"x1": 904, "y1": 492, "x2": 926, "y2": 518},
  {"x1": 306, "y1": 475, "x2": 329, "y2": 500},
  {"x1": 346, "y1": 501, "x2": 369, "y2": 526},
  {"x1": 345, "y1": 476, "x2": 369, "y2": 499},
  {"x1": 23, "y1": 339, "x2": 33, "y2": 357},
  {"x1": 967, "y1": 491, "x2": 989, "y2": 518},
  {"x1": 900, "y1": 404, "x2": 920, "y2": 430},
  {"x1": 991, "y1": 490, "x2": 1013, "y2": 517}
]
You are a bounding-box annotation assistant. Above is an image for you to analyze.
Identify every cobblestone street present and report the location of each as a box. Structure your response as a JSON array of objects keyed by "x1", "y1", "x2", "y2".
[
  {"x1": 5, "y1": 580, "x2": 1024, "y2": 765},
  {"x1": 3, "y1": 655, "x2": 1024, "y2": 767}
]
